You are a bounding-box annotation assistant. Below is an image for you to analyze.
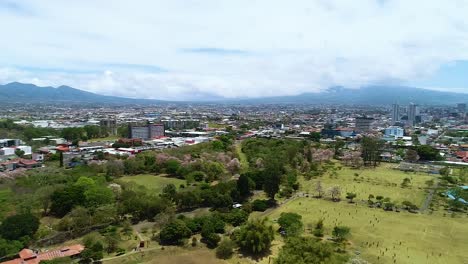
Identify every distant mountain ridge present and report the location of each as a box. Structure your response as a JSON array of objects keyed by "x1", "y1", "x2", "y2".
[
  {"x1": 0, "y1": 82, "x2": 162, "y2": 104},
  {"x1": 0, "y1": 82, "x2": 466, "y2": 105},
  {"x1": 237, "y1": 86, "x2": 468, "y2": 105}
]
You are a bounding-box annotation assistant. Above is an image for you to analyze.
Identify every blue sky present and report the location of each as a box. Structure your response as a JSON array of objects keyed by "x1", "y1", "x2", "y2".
[{"x1": 0, "y1": 0, "x2": 467, "y2": 100}]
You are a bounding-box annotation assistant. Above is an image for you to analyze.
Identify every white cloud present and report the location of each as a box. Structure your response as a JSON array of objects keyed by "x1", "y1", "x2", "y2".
[{"x1": 0, "y1": 0, "x2": 468, "y2": 99}]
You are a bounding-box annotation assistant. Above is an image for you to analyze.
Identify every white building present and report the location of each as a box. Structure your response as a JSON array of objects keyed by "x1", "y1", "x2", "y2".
[
  {"x1": 385, "y1": 126, "x2": 404, "y2": 137},
  {"x1": 16, "y1": 146, "x2": 32, "y2": 155}
]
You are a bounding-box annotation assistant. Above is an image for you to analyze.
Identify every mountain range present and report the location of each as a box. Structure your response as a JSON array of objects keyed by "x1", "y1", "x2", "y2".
[{"x1": 0, "y1": 82, "x2": 467, "y2": 105}]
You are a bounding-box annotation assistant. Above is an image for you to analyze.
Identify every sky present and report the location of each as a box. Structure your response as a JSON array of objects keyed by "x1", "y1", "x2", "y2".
[{"x1": 0, "y1": 0, "x2": 468, "y2": 100}]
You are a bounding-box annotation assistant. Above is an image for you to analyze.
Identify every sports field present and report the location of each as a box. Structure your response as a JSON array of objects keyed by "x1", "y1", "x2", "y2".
[
  {"x1": 300, "y1": 164, "x2": 435, "y2": 206},
  {"x1": 119, "y1": 174, "x2": 186, "y2": 193},
  {"x1": 264, "y1": 197, "x2": 468, "y2": 264}
]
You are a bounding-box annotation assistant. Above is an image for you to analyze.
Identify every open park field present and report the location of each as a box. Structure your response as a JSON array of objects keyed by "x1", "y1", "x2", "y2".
[
  {"x1": 119, "y1": 174, "x2": 185, "y2": 193},
  {"x1": 104, "y1": 246, "x2": 226, "y2": 264},
  {"x1": 300, "y1": 164, "x2": 435, "y2": 206},
  {"x1": 264, "y1": 197, "x2": 468, "y2": 264}
]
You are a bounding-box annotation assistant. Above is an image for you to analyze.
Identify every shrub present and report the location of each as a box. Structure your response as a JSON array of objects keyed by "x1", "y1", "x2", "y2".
[
  {"x1": 216, "y1": 239, "x2": 235, "y2": 259},
  {"x1": 252, "y1": 199, "x2": 269, "y2": 212}
]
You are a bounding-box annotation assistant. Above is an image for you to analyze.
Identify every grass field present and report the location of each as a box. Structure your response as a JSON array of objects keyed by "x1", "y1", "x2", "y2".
[
  {"x1": 264, "y1": 197, "x2": 468, "y2": 264},
  {"x1": 0, "y1": 188, "x2": 13, "y2": 220},
  {"x1": 104, "y1": 246, "x2": 226, "y2": 264},
  {"x1": 300, "y1": 164, "x2": 435, "y2": 206},
  {"x1": 119, "y1": 174, "x2": 186, "y2": 193}
]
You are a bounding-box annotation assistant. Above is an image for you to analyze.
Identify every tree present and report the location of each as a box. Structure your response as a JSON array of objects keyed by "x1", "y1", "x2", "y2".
[
  {"x1": 309, "y1": 132, "x2": 321, "y2": 142},
  {"x1": 278, "y1": 212, "x2": 303, "y2": 237},
  {"x1": 162, "y1": 184, "x2": 177, "y2": 201},
  {"x1": 201, "y1": 218, "x2": 222, "y2": 248},
  {"x1": 234, "y1": 218, "x2": 274, "y2": 255},
  {"x1": 106, "y1": 160, "x2": 124, "y2": 177},
  {"x1": 222, "y1": 209, "x2": 249, "y2": 226},
  {"x1": 14, "y1": 148, "x2": 25, "y2": 158},
  {"x1": 332, "y1": 226, "x2": 351, "y2": 242},
  {"x1": 159, "y1": 219, "x2": 192, "y2": 245},
  {"x1": 84, "y1": 185, "x2": 115, "y2": 208},
  {"x1": 415, "y1": 145, "x2": 441, "y2": 161},
  {"x1": 275, "y1": 236, "x2": 344, "y2": 264},
  {"x1": 227, "y1": 158, "x2": 241, "y2": 174},
  {"x1": 216, "y1": 239, "x2": 235, "y2": 259},
  {"x1": 165, "y1": 159, "x2": 181, "y2": 175},
  {"x1": 0, "y1": 238, "x2": 23, "y2": 257},
  {"x1": 313, "y1": 219, "x2": 324, "y2": 237},
  {"x1": 405, "y1": 149, "x2": 420, "y2": 163},
  {"x1": 361, "y1": 137, "x2": 383, "y2": 167},
  {"x1": 104, "y1": 229, "x2": 121, "y2": 253},
  {"x1": 237, "y1": 174, "x2": 253, "y2": 198},
  {"x1": 328, "y1": 186, "x2": 341, "y2": 202},
  {"x1": 315, "y1": 180, "x2": 324, "y2": 198},
  {"x1": 346, "y1": 192, "x2": 357, "y2": 203},
  {"x1": 263, "y1": 154, "x2": 282, "y2": 200},
  {"x1": 383, "y1": 202, "x2": 394, "y2": 211},
  {"x1": 0, "y1": 213, "x2": 40, "y2": 240},
  {"x1": 401, "y1": 177, "x2": 411, "y2": 188},
  {"x1": 35, "y1": 186, "x2": 55, "y2": 215},
  {"x1": 80, "y1": 241, "x2": 104, "y2": 263},
  {"x1": 187, "y1": 171, "x2": 206, "y2": 182}
]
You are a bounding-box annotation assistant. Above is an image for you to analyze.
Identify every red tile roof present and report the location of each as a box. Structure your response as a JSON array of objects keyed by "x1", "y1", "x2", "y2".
[{"x1": 0, "y1": 244, "x2": 84, "y2": 264}]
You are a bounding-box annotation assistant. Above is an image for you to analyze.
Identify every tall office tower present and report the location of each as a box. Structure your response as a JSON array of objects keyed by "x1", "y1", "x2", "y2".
[
  {"x1": 408, "y1": 103, "x2": 418, "y2": 126},
  {"x1": 457, "y1": 103, "x2": 466, "y2": 114},
  {"x1": 355, "y1": 117, "x2": 374, "y2": 132},
  {"x1": 391, "y1": 104, "x2": 400, "y2": 124}
]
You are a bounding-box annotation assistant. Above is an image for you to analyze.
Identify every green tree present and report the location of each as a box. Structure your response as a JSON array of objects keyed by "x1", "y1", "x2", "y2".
[
  {"x1": 278, "y1": 212, "x2": 303, "y2": 237},
  {"x1": 80, "y1": 241, "x2": 104, "y2": 263},
  {"x1": 234, "y1": 218, "x2": 274, "y2": 255},
  {"x1": 84, "y1": 185, "x2": 115, "y2": 208},
  {"x1": 162, "y1": 184, "x2": 177, "y2": 201},
  {"x1": 216, "y1": 239, "x2": 236, "y2": 259},
  {"x1": 0, "y1": 213, "x2": 40, "y2": 240},
  {"x1": 275, "y1": 236, "x2": 346, "y2": 264},
  {"x1": 165, "y1": 159, "x2": 181, "y2": 175},
  {"x1": 159, "y1": 219, "x2": 192, "y2": 245},
  {"x1": 14, "y1": 148, "x2": 25, "y2": 158},
  {"x1": 237, "y1": 174, "x2": 253, "y2": 198},
  {"x1": 345, "y1": 192, "x2": 357, "y2": 203},
  {"x1": 332, "y1": 226, "x2": 351, "y2": 242},
  {"x1": 0, "y1": 238, "x2": 23, "y2": 257},
  {"x1": 361, "y1": 136, "x2": 383, "y2": 167},
  {"x1": 415, "y1": 145, "x2": 441, "y2": 161}
]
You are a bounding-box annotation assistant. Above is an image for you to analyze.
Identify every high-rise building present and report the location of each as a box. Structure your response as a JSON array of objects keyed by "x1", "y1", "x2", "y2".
[
  {"x1": 408, "y1": 103, "x2": 418, "y2": 126},
  {"x1": 458, "y1": 103, "x2": 466, "y2": 119},
  {"x1": 355, "y1": 117, "x2": 374, "y2": 133},
  {"x1": 129, "y1": 123, "x2": 165, "y2": 139},
  {"x1": 391, "y1": 104, "x2": 400, "y2": 124},
  {"x1": 100, "y1": 118, "x2": 117, "y2": 136}
]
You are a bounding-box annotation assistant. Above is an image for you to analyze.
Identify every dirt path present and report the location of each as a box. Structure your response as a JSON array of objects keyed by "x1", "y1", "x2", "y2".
[{"x1": 420, "y1": 180, "x2": 439, "y2": 213}]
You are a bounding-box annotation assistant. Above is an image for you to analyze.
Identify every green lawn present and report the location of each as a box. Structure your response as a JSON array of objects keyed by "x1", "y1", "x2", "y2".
[
  {"x1": 264, "y1": 198, "x2": 468, "y2": 264},
  {"x1": 119, "y1": 174, "x2": 186, "y2": 193},
  {"x1": 300, "y1": 164, "x2": 435, "y2": 206}
]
